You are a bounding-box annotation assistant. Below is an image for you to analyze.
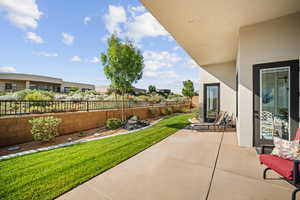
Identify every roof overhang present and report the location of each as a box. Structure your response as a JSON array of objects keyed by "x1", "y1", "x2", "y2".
[{"x1": 140, "y1": 0, "x2": 300, "y2": 66}]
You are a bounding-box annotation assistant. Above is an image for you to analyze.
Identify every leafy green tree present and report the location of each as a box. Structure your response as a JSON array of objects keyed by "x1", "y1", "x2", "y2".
[
  {"x1": 148, "y1": 85, "x2": 156, "y2": 93},
  {"x1": 182, "y1": 80, "x2": 196, "y2": 110},
  {"x1": 101, "y1": 34, "x2": 144, "y2": 120}
]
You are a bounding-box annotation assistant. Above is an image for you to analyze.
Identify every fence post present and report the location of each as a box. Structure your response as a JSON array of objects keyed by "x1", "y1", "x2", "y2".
[{"x1": 87, "y1": 101, "x2": 89, "y2": 112}]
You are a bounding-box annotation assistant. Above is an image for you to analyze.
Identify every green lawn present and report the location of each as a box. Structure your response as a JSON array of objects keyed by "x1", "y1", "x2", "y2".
[{"x1": 0, "y1": 114, "x2": 191, "y2": 200}]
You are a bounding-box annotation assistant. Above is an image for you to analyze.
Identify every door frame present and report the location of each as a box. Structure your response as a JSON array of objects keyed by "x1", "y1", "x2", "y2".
[
  {"x1": 203, "y1": 83, "x2": 220, "y2": 122},
  {"x1": 253, "y1": 59, "x2": 299, "y2": 146}
]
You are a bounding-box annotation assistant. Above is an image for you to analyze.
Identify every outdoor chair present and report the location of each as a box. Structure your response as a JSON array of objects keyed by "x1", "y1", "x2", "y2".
[
  {"x1": 259, "y1": 128, "x2": 300, "y2": 200},
  {"x1": 189, "y1": 111, "x2": 228, "y2": 131}
]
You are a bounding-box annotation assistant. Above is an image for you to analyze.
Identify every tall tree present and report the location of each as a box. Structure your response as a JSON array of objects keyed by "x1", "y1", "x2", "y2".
[
  {"x1": 182, "y1": 80, "x2": 196, "y2": 110},
  {"x1": 101, "y1": 34, "x2": 144, "y2": 120},
  {"x1": 148, "y1": 85, "x2": 156, "y2": 93}
]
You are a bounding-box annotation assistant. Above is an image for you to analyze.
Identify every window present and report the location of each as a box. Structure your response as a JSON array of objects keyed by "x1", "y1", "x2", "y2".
[
  {"x1": 29, "y1": 84, "x2": 37, "y2": 90},
  {"x1": 5, "y1": 83, "x2": 17, "y2": 90},
  {"x1": 204, "y1": 83, "x2": 220, "y2": 122},
  {"x1": 64, "y1": 87, "x2": 70, "y2": 93}
]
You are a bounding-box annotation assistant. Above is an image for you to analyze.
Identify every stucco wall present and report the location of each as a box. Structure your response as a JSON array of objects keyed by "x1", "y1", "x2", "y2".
[
  {"x1": 0, "y1": 80, "x2": 26, "y2": 92},
  {"x1": 62, "y1": 81, "x2": 95, "y2": 91},
  {"x1": 199, "y1": 61, "x2": 236, "y2": 121},
  {"x1": 237, "y1": 12, "x2": 300, "y2": 147},
  {"x1": 0, "y1": 104, "x2": 189, "y2": 147}
]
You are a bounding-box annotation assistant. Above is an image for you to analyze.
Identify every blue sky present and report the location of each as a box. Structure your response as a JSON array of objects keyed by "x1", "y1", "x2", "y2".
[{"x1": 0, "y1": 0, "x2": 199, "y2": 93}]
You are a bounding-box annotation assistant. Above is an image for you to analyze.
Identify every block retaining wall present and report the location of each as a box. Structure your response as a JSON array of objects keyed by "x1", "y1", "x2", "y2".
[{"x1": 0, "y1": 104, "x2": 189, "y2": 147}]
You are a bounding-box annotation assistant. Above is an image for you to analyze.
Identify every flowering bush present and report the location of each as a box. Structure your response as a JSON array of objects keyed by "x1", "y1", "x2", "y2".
[
  {"x1": 0, "y1": 92, "x2": 20, "y2": 100},
  {"x1": 65, "y1": 93, "x2": 84, "y2": 101},
  {"x1": 54, "y1": 94, "x2": 68, "y2": 100},
  {"x1": 29, "y1": 116, "x2": 62, "y2": 142}
]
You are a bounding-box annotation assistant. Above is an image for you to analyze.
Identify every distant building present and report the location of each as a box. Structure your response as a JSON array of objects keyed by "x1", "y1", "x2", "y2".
[
  {"x1": 0, "y1": 73, "x2": 95, "y2": 93},
  {"x1": 95, "y1": 85, "x2": 110, "y2": 94},
  {"x1": 132, "y1": 87, "x2": 147, "y2": 94},
  {"x1": 158, "y1": 89, "x2": 171, "y2": 94}
]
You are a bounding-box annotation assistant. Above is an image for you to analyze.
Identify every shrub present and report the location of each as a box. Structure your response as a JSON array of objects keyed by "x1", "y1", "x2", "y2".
[
  {"x1": 24, "y1": 91, "x2": 53, "y2": 106},
  {"x1": 148, "y1": 108, "x2": 158, "y2": 117},
  {"x1": 148, "y1": 95, "x2": 165, "y2": 104},
  {"x1": 166, "y1": 107, "x2": 173, "y2": 114},
  {"x1": 24, "y1": 91, "x2": 52, "y2": 101},
  {"x1": 177, "y1": 108, "x2": 189, "y2": 113},
  {"x1": 106, "y1": 118, "x2": 122, "y2": 130},
  {"x1": 160, "y1": 109, "x2": 167, "y2": 115},
  {"x1": 29, "y1": 116, "x2": 62, "y2": 142}
]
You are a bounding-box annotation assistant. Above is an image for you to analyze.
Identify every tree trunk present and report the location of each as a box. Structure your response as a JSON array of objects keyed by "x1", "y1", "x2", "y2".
[
  {"x1": 190, "y1": 97, "x2": 193, "y2": 111},
  {"x1": 121, "y1": 92, "x2": 125, "y2": 121}
]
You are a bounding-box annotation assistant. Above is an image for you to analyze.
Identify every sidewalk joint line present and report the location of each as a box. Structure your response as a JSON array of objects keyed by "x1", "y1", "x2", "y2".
[{"x1": 205, "y1": 131, "x2": 224, "y2": 200}]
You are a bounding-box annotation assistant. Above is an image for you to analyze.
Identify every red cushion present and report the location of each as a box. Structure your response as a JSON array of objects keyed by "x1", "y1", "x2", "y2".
[
  {"x1": 259, "y1": 154, "x2": 297, "y2": 180},
  {"x1": 294, "y1": 128, "x2": 300, "y2": 140}
]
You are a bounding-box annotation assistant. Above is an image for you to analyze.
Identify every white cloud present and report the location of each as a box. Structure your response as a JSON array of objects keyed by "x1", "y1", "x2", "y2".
[
  {"x1": 84, "y1": 16, "x2": 91, "y2": 24},
  {"x1": 70, "y1": 56, "x2": 81, "y2": 62},
  {"x1": 104, "y1": 5, "x2": 127, "y2": 34},
  {"x1": 128, "y1": 5, "x2": 145, "y2": 15},
  {"x1": 0, "y1": 66, "x2": 16, "y2": 73},
  {"x1": 143, "y1": 50, "x2": 181, "y2": 72},
  {"x1": 143, "y1": 51, "x2": 181, "y2": 63},
  {"x1": 185, "y1": 58, "x2": 199, "y2": 68},
  {"x1": 26, "y1": 32, "x2": 43, "y2": 43},
  {"x1": 142, "y1": 50, "x2": 181, "y2": 80},
  {"x1": 144, "y1": 70, "x2": 178, "y2": 79},
  {"x1": 62, "y1": 33, "x2": 74, "y2": 45},
  {"x1": 125, "y1": 12, "x2": 169, "y2": 40},
  {"x1": 33, "y1": 51, "x2": 58, "y2": 57},
  {"x1": 144, "y1": 60, "x2": 171, "y2": 71},
  {"x1": 0, "y1": 0, "x2": 42, "y2": 29},
  {"x1": 88, "y1": 56, "x2": 100, "y2": 63},
  {"x1": 103, "y1": 5, "x2": 170, "y2": 41}
]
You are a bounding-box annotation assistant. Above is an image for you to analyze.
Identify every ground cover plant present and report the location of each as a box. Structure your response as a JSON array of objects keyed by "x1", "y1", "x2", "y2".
[{"x1": 0, "y1": 114, "x2": 191, "y2": 200}]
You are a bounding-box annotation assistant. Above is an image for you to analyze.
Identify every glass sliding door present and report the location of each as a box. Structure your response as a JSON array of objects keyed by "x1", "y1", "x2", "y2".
[
  {"x1": 204, "y1": 83, "x2": 220, "y2": 122},
  {"x1": 253, "y1": 60, "x2": 299, "y2": 146},
  {"x1": 260, "y1": 67, "x2": 290, "y2": 141}
]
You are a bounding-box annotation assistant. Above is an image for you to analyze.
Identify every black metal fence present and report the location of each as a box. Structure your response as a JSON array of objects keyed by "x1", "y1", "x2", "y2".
[{"x1": 0, "y1": 100, "x2": 188, "y2": 117}]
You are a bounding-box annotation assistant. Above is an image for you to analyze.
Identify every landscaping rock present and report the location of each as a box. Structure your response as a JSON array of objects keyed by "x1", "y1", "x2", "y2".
[
  {"x1": 124, "y1": 116, "x2": 150, "y2": 130},
  {"x1": 7, "y1": 145, "x2": 21, "y2": 151}
]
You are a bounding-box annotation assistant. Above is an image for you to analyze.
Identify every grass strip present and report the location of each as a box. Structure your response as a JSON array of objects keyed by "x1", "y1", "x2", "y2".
[{"x1": 0, "y1": 114, "x2": 191, "y2": 200}]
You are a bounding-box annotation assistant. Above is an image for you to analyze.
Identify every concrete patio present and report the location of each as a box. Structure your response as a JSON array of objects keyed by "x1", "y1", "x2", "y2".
[{"x1": 57, "y1": 129, "x2": 297, "y2": 200}]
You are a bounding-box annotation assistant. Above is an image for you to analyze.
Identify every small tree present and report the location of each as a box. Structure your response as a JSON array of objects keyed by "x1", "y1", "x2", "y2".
[
  {"x1": 182, "y1": 80, "x2": 196, "y2": 110},
  {"x1": 101, "y1": 34, "x2": 144, "y2": 121},
  {"x1": 148, "y1": 85, "x2": 156, "y2": 93}
]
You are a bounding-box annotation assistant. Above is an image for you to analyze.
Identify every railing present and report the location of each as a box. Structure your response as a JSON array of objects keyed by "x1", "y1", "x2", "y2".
[{"x1": 0, "y1": 100, "x2": 188, "y2": 117}]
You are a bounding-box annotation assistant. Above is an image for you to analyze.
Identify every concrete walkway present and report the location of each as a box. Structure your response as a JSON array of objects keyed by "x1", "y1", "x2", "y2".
[{"x1": 57, "y1": 130, "x2": 297, "y2": 200}]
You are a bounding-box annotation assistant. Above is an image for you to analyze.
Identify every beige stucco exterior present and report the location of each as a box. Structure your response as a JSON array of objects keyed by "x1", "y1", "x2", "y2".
[
  {"x1": 199, "y1": 61, "x2": 236, "y2": 121},
  {"x1": 237, "y1": 12, "x2": 300, "y2": 146},
  {"x1": 0, "y1": 73, "x2": 95, "y2": 93},
  {"x1": 140, "y1": 0, "x2": 300, "y2": 66},
  {"x1": 141, "y1": 0, "x2": 300, "y2": 147}
]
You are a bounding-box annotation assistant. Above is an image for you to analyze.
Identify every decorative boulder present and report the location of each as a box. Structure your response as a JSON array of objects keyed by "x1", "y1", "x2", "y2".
[{"x1": 124, "y1": 116, "x2": 150, "y2": 130}]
